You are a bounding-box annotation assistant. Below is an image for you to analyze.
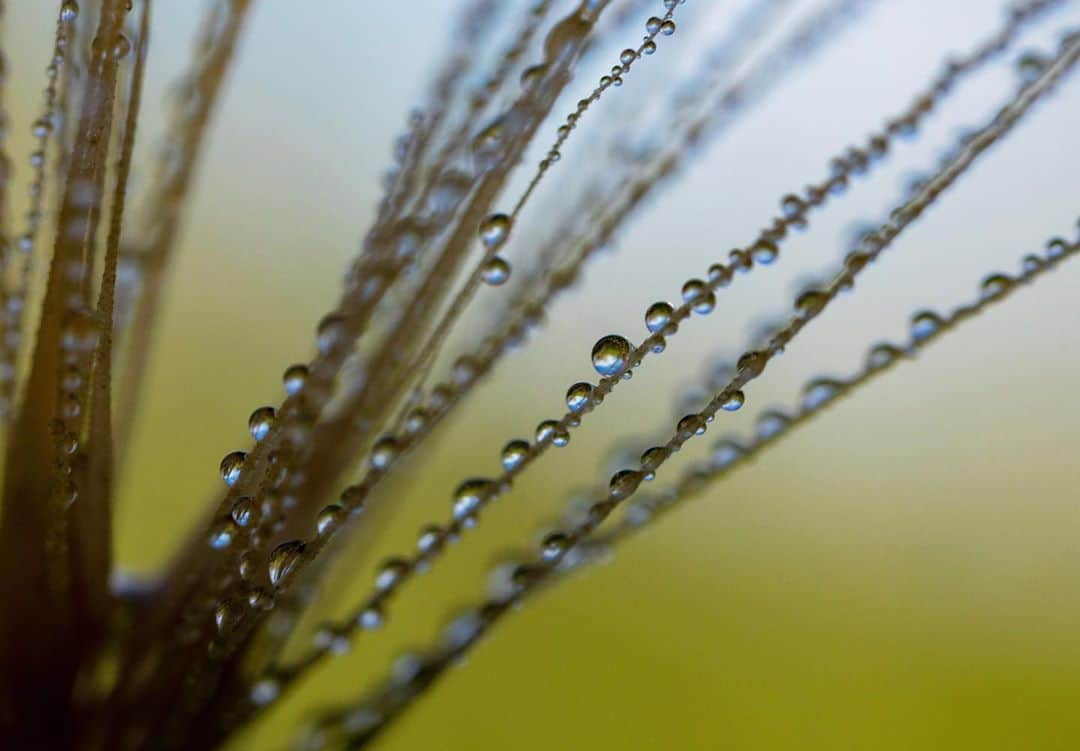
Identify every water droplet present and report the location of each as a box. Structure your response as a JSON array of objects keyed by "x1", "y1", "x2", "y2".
[
  {"x1": 113, "y1": 33, "x2": 132, "y2": 60},
  {"x1": 283, "y1": 364, "x2": 309, "y2": 395},
  {"x1": 677, "y1": 414, "x2": 706, "y2": 438},
  {"x1": 780, "y1": 194, "x2": 805, "y2": 220},
  {"x1": 646, "y1": 16, "x2": 663, "y2": 34},
  {"x1": 756, "y1": 411, "x2": 790, "y2": 439},
  {"x1": 619, "y1": 48, "x2": 637, "y2": 66},
  {"x1": 316, "y1": 504, "x2": 344, "y2": 536},
  {"x1": 453, "y1": 478, "x2": 492, "y2": 520},
  {"x1": 479, "y1": 214, "x2": 511, "y2": 248},
  {"x1": 219, "y1": 451, "x2": 246, "y2": 487},
  {"x1": 230, "y1": 496, "x2": 257, "y2": 527},
  {"x1": 802, "y1": 378, "x2": 843, "y2": 410},
  {"x1": 750, "y1": 239, "x2": 778, "y2": 265},
  {"x1": 541, "y1": 532, "x2": 570, "y2": 561},
  {"x1": 640, "y1": 446, "x2": 670, "y2": 474},
  {"x1": 720, "y1": 390, "x2": 745, "y2": 411},
  {"x1": 316, "y1": 314, "x2": 347, "y2": 354},
  {"x1": 910, "y1": 311, "x2": 943, "y2": 341},
  {"x1": 60, "y1": 1, "x2": 79, "y2": 22},
  {"x1": 867, "y1": 343, "x2": 903, "y2": 369},
  {"x1": 375, "y1": 558, "x2": 409, "y2": 591},
  {"x1": 248, "y1": 406, "x2": 276, "y2": 441},
  {"x1": 215, "y1": 600, "x2": 241, "y2": 633},
  {"x1": 501, "y1": 439, "x2": 530, "y2": 471},
  {"x1": 711, "y1": 440, "x2": 744, "y2": 469},
  {"x1": 417, "y1": 525, "x2": 444, "y2": 554},
  {"x1": 979, "y1": 273, "x2": 1013, "y2": 299},
  {"x1": 268, "y1": 540, "x2": 306, "y2": 587},
  {"x1": 535, "y1": 419, "x2": 569, "y2": 446},
  {"x1": 591, "y1": 334, "x2": 631, "y2": 376},
  {"x1": 481, "y1": 256, "x2": 511, "y2": 285},
  {"x1": 1046, "y1": 237, "x2": 1069, "y2": 259},
  {"x1": 208, "y1": 517, "x2": 238, "y2": 550},
  {"x1": 645, "y1": 302, "x2": 674, "y2": 333},
  {"x1": 369, "y1": 436, "x2": 399, "y2": 470},
  {"x1": 251, "y1": 678, "x2": 280, "y2": 706},
  {"x1": 795, "y1": 290, "x2": 828, "y2": 317},
  {"x1": 565, "y1": 382, "x2": 593, "y2": 413},
  {"x1": 609, "y1": 470, "x2": 643, "y2": 500},
  {"x1": 61, "y1": 310, "x2": 100, "y2": 353},
  {"x1": 357, "y1": 605, "x2": 385, "y2": 630},
  {"x1": 737, "y1": 351, "x2": 767, "y2": 377}
]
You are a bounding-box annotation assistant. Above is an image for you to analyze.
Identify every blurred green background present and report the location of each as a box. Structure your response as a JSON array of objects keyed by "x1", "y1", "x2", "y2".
[{"x1": 4, "y1": 1, "x2": 1080, "y2": 748}]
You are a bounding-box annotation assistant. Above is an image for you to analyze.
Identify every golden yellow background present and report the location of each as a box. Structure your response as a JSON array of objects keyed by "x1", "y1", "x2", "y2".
[{"x1": 4, "y1": 1, "x2": 1080, "y2": 748}]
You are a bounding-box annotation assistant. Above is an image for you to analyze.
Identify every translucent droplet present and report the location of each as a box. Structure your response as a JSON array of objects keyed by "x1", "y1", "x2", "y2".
[
  {"x1": 251, "y1": 678, "x2": 280, "y2": 706},
  {"x1": 677, "y1": 414, "x2": 706, "y2": 438},
  {"x1": 369, "y1": 436, "x2": 399, "y2": 470},
  {"x1": 645, "y1": 302, "x2": 674, "y2": 333},
  {"x1": 248, "y1": 406, "x2": 276, "y2": 441},
  {"x1": 979, "y1": 273, "x2": 1013, "y2": 299},
  {"x1": 417, "y1": 525, "x2": 444, "y2": 554},
  {"x1": 60, "y1": 1, "x2": 79, "y2": 22},
  {"x1": 711, "y1": 440, "x2": 744, "y2": 470},
  {"x1": 645, "y1": 16, "x2": 663, "y2": 34},
  {"x1": 453, "y1": 478, "x2": 492, "y2": 520},
  {"x1": 501, "y1": 439, "x2": 530, "y2": 471},
  {"x1": 357, "y1": 605, "x2": 385, "y2": 630},
  {"x1": 910, "y1": 311, "x2": 943, "y2": 341},
  {"x1": 660, "y1": 19, "x2": 676, "y2": 36},
  {"x1": 479, "y1": 214, "x2": 511, "y2": 248},
  {"x1": 802, "y1": 378, "x2": 843, "y2": 410},
  {"x1": 867, "y1": 343, "x2": 903, "y2": 369},
  {"x1": 795, "y1": 290, "x2": 828, "y2": 317},
  {"x1": 780, "y1": 194, "x2": 805, "y2": 220},
  {"x1": 283, "y1": 364, "x2": 309, "y2": 395},
  {"x1": 219, "y1": 451, "x2": 246, "y2": 487},
  {"x1": 375, "y1": 558, "x2": 409, "y2": 591},
  {"x1": 565, "y1": 382, "x2": 593, "y2": 413},
  {"x1": 609, "y1": 470, "x2": 643, "y2": 500},
  {"x1": 113, "y1": 33, "x2": 132, "y2": 60},
  {"x1": 215, "y1": 600, "x2": 241, "y2": 633},
  {"x1": 61, "y1": 310, "x2": 100, "y2": 353},
  {"x1": 230, "y1": 496, "x2": 257, "y2": 527},
  {"x1": 737, "y1": 351, "x2": 768, "y2": 377},
  {"x1": 316, "y1": 314, "x2": 347, "y2": 354},
  {"x1": 208, "y1": 517, "x2": 238, "y2": 550},
  {"x1": 316, "y1": 504, "x2": 345, "y2": 536},
  {"x1": 720, "y1": 390, "x2": 745, "y2": 412},
  {"x1": 619, "y1": 48, "x2": 637, "y2": 65},
  {"x1": 756, "y1": 411, "x2": 790, "y2": 440},
  {"x1": 535, "y1": 419, "x2": 569, "y2": 447},
  {"x1": 750, "y1": 239, "x2": 778, "y2": 265},
  {"x1": 481, "y1": 256, "x2": 511, "y2": 285},
  {"x1": 640, "y1": 446, "x2": 670, "y2": 473},
  {"x1": 591, "y1": 334, "x2": 631, "y2": 376},
  {"x1": 541, "y1": 532, "x2": 570, "y2": 561},
  {"x1": 268, "y1": 540, "x2": 306, "y2": 587}
]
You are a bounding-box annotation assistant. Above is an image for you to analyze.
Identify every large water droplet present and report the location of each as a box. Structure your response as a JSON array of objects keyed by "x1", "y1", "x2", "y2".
[
  {"x1": 565, "y1": 382, "x2": 593, "y2": 412},
  {"x1": 268, "y1": 540, "x2": 306, "y2": 587},
  {"x1": 248, "y1": 406, "x2": 276, "y2": 441},
  {"x1": 591, "y1": 334, "x2": 630, "y2": 376},
  {"x1": 479, "y1": 214, "x2": 512, "y2": 248},
  {"x1": 219, "y1": 451, "x2": 246, "y2": 487}
]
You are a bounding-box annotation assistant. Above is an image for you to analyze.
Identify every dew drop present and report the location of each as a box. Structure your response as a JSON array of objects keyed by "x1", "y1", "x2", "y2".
[
  {"x1": 479, "y1": 213, "x2": 512, "y2": 248},
  {"x1": 230, "y1": 496, "x2": 257, "y2": 527},
  {"x1": 645, "y1": 301, "x2": 674, "y2": 333},
  {"x1": 802, "y1": 378, "x2": 843, "y2": 410},
  {"x1": 316, "y1": 504, "x2": 345, "y2": 536},
  {"x1": 500, "y1": 439, "x2": 530, "y2": 471},
  {"x1": 369, "y1": 436, "x2": 399, "y2": 470},
  {"x1": 591, "y1": 334, "x2": 631, "y2": 376},
  {"x1": 219, "y1": 451, "x2": 246, "y2": 487},
  {"x1": 541, "y1": 532, "x2": 571, "y2": 561},
  {"x1": 316, "y1": 314, "x2": 347, "y2": 354},
  {"x1": 481, "y1": 256, "x2": 511, "y2": 285},
  {"x1": 646, "y1": 16, "x2": 663, "y2": 34},
  {"x1": 453, "y1": 478, "x2": 492, "y2": 520},
  {"x1": 910, "y1": 311, "x2": 943, "y2": 341},
  {"x1": 248, "y1": 406, "x2": 276, "y2": 441},
  {"x1": 357, "y1": 605, "x2": 385, "y2": 630},
  {"x1": 979, "y1": 273, "x2": 1013, "y2": 299},
  {"x1": 251, "y1": 678, "x2": 280, "y2": 706},
  {"x1": 565, "y1": 382, "x2": 594, "y2": 413},
  {"x1": 283, "y1": 364, "x2": 309, "y2": 395},
  {"x1": 756, "y1": 411, "x2": 790, "y2": 440},
  {"x1": 60, "y1": 1, "x2": 79, "y2": 22},
  {"x1": 609, "y1": 470, "x2": 643, "y2": 500},
  {"x1": 867, "y1": 343, "x2": 903, "y2": 369},
  {"x1": 268, "y1": 540, "x2": 306, "y2": 587},
  {"x1": 750, "y1": 239, "x2": 778, "y2": 265},
  {"x1": 535, "y1": 419, "x2": 569, "y2": 447},
  {"x1": 795, "y1": 289, "x2": 828, "y2": 317},
  {"x1": 375, "y1": 558, "x2": 409, "y2": 591},
  {"x1": 720, "y1": 390, "x2": 745, "y2": 412},
  {"x1": 113, "y1": 33, "x2": 132, "y2": 60},
  {"x1": 208, "y1": 517, "x2": 238, "y2": 550},
  {"x1": 711, "y1": 440, "x2": 744, "y2": 470}
]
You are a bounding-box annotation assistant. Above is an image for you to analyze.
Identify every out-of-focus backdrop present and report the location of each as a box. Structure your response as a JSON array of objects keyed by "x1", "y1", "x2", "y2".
[{"x1": 3, "y1": 1, "x2": 1080, "y2": 748}]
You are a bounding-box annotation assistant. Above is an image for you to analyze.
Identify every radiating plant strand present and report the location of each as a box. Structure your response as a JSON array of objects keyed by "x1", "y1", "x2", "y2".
[
  {"x1": 0, "y1": 1, "x2": 1077, "y2": 749},
  {"x1": 307, "y1": 226, "x2": 1080, "y2": 750},
  {"x1": 245, "y1": 8, "x2": 1077, "y2": 709}
]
